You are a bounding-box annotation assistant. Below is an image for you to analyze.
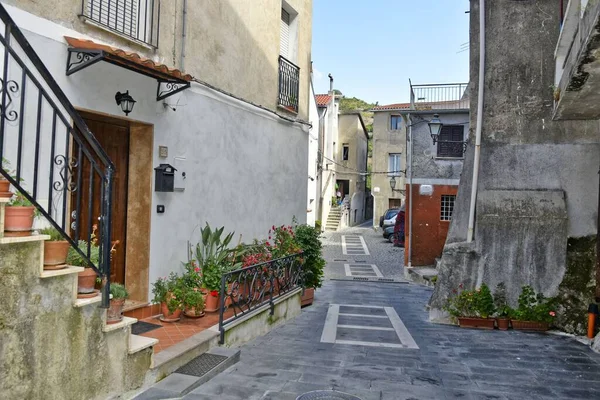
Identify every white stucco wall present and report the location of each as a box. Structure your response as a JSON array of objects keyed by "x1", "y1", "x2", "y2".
[
  {"x1": 306, "y1": 84, "x2": 319, "y2": 226},
  {"x1": 6, "y1": 15, "x2": 308, "y2": 299}
]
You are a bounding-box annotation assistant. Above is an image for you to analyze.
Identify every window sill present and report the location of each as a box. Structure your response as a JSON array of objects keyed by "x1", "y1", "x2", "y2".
[
  {"x1": 80, "y1": 16, "x2": 157, "y2": 51},
  {"x1": 277, "y1": 104, "x2": 299, "y2": 115},
  {"x1": 434, "y1": 156, "x2": 464, "y2": 161}
]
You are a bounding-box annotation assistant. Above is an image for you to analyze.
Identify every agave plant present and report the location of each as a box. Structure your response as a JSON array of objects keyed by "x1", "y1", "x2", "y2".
[{"x1": 195, "y1": 223, "x2": 243, "y2": 292}]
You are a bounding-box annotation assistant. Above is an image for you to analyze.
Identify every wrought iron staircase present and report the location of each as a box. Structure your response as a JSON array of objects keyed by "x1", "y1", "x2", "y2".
[{"x1": 0, "y1": 4, "x2": 114, "y2": 307}]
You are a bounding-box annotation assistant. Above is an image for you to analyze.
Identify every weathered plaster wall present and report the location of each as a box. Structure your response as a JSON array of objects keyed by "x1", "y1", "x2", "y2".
[
  {"x1": 5, "y1": 19, "x2": 308, "y2": 300},
  {"x1": 371, "y1": 111, "x2": 406, "y2": 222},
  {"x1": 307, "y1": 84, "x2": 319, "y2": 226},
  {"x1": 2, "y1": 0, "x2": 313, "y2": 119},
  {"x1": 430, "y1": 0, "x2": 600, "y2": 330},
  {"x1": 0, "y1": 241, "x2": 151, "y2": 400}
]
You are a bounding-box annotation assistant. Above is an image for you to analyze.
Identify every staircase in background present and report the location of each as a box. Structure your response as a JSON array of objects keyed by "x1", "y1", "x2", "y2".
[{"x1": 325, "y1": 205, "x2": 342, "y2": 231}]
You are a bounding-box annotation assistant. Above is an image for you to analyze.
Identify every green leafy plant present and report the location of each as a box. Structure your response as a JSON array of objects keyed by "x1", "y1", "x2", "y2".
[
  {"x1": 493, "y1": 283, "x2": 511, "y2": 317},
  {"x1": 294, "y1": 224, "x2": 325, "y2": 289},
  {"x1": 110, "y1": 283, "x2": 129, "y2": 300},
  {"x1": 445, "y1": 283, "x2": 496, "y2": 319},
  {"x1": 182, "y1": 259, "x2": 202, "y2": 288},
  {"x1": 152, "y1": 272, "x2": 185, "y2": 313},
  {"x1": 195, "y1": 223, "x2": 242, "y2": 293},
  {"x1": 268, "y1": 224, "x2": 301, "y2": 259},
  {"x1": 183, "y1": 288, "x2": 205, "y2": 313},
  {"x1": 511, "y1": 285, "x2": 557, "y2": 324},
  {"x1": 39, "y1": 226, "x2": 65, "y2": 241},
  {"x1": 66, "y1": 224, "x2": 117, "y2": 268},
  {"x1": 476, "y1": 284, "x2": 496, "y2": 319},
  {"x1": 1, "y1": 157, "x2": 14, "y2": 178}
]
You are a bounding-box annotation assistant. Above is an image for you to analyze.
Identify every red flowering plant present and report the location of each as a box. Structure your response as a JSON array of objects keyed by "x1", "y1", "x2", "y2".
[
  {"x1": 182, "y1": 259, "x2": 203, "y2": 290},
  {"x1": 269, "y1": 224, "x2": 301, "y2": 259},
  {"x1": 241, "y1": 240, "x2": 272, "y2": 268}
]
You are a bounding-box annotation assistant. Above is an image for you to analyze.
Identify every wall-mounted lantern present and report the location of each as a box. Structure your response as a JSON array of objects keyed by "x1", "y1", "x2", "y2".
[
  {"x1": 115, "y1": 91, "x2": 136, "y2": 116},
  {"x1": 389, "y1": 176, "x2": 402, "y2": 193},
  {"x1": 428, "y1": 114, "x2": 443, "y2": 144},
  {"x1": 154, "y1": 163, "x2": 177, "y2": 192}
]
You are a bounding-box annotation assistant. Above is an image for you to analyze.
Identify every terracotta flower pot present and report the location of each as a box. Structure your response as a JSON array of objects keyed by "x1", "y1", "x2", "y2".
[
  {"x1": 496, "y1": 317, "x2": 510, "y2": 331},
  {"x1": 160, "y1": 302, "x2": 182, "y2": 322},
  {"x1": 301, "y1": 287, "x2": 315, "y2": 307},
  {"x1": 0, "y1": 179, "x2": 11, "y2": 198},
  {"x1": 184, "y1": 306, "x2": 205, "y2": 318},
  {"x1": 77, "y1": 268, "x2": 97, "y2": 294},
  {"x1": 457, "y1": 317, "x2": 495, "y2": 330},
  {"x1": 204, "y1": 292, "x2": 220, "y2": 313},
  {"x1": 511, "y1": 320, "x2": 549, "y2": 331},
  {"x1": 106, "y1": 298, "x2": 126, "y2": 324},
  {"x1": 43, "y1": 240, "x2": 70, "y2": 270},
  {"x1": 4, "y1": 206, "x2": 35, "y2": 234}
]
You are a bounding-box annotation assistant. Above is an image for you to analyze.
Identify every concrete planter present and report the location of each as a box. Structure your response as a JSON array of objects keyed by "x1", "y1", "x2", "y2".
[
  {"x1": 511, "y1": 320, "x2": 549, "y2": 331},
  {"x1": 458, "y1": 317, "x2": 495, "y2": 330}
]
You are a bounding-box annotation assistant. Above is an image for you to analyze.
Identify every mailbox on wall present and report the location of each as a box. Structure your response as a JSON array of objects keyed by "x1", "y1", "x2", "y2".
[{"x1": 154, "y1": 164, "x2": 177, "y2": 192}]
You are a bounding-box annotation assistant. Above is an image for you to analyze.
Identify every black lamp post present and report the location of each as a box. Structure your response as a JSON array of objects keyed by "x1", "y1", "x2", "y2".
[
  {"x1": 428, "y1": 113, "x2": 443, "y2": 144},
  {"x1": 115, "y1": 91, "x2": 136, "y2": 116}
]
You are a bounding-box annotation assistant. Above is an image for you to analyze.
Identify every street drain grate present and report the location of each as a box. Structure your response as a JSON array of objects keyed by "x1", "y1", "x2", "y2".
[
  {"x1": 333, "y1": 259, "x2": 347, "y2": 262},
  {"x1": 352, "y1": 277, "x2": 369, "y2": 281},
  {"x1": 331, "y1": 277, "x2": 409, "y2": 284},
  {"x1": 354, "y1": 260, "x2": 367, "y2": 263},
  {"x1": 377, "y1": 278, "x2": 396, "y2": 282},
  {"x1": 175, "y1": 353, "x2": 228, "y2": 377},
  {"x1": 297, "y1": 390, "x2": 361, "y2": 400}
]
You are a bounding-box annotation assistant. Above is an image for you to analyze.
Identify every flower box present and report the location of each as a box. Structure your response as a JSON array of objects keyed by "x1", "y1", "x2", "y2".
[
  {"x1": 457, "y1": 317, "x2": 495, "y2": 330},
  {"x1": 511, "y1": 320, "x2": 549, "y2": 331}
]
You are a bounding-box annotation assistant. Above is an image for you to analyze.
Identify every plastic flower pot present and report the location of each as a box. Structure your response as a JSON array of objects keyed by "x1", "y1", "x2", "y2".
[
  {"x1": 511, "y1": 320, "x2": 549, "y2": 331},
  {"x1": 496, "y1": 317, "x2": 510, "y2": 331},
  {"x1": 457, "y1": 317, "x2": 495, "y2": 330}
]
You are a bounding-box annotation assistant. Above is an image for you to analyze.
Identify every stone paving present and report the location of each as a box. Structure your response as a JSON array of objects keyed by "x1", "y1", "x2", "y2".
[{"x1": 178, "y1": 224, "x2": 600, "y2": 400}]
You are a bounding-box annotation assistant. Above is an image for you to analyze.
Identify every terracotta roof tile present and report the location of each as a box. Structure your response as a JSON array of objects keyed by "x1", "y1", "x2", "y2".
[
  {"x1": 315, "y1": 94, "x2": 331, "y2": 107},
  {"x1": 64, "y1": 36, "x2": 193, "y2": 82},
  {"x1": 372, "y1": 103, "x2": 411, "y2": 111}
]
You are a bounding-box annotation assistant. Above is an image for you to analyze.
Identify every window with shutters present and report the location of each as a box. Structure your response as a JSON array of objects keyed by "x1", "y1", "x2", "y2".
[
  {"x1": 390, "y1": 115, "x2": 402, "y2": 130},
  {"x1": 82, "y1": 0, "x2": 158, "y2": 47},
  {"x1": 388, "y1": 153, "x2": 401, "y2": 176},
  {"x1": 437, "y1": 126, "x2": 464, "y2": 158},
  {"x1": 280, "y1": 8, "x2": 290, "y2": 59}
]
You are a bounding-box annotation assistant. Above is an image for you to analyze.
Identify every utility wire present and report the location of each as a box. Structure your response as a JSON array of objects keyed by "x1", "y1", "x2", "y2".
[{"x1": 320, "y1": 153, "x2": 406, "y2": 176}]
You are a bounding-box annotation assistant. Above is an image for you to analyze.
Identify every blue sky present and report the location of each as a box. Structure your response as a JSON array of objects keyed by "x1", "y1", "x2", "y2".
[{"x1": 311, "y1": 0, "x2": 470, "y2": 105}]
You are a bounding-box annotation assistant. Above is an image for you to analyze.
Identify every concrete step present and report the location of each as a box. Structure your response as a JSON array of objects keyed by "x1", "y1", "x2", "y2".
[
  {"x1": 405, "y1": 267, "x2": 438, "y2": 287},
  {"x1": 129, "y1": 334, "x2": 159, "y2": 355},
  {"x1": 103, "y1": 316, "x2": 137, "y2": 333}
]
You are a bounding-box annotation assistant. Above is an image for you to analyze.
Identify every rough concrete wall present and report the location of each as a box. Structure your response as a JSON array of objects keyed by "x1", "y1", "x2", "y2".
[
  {"x1": 430, "y1": 0, "x2": 600, "y2": 323},
  {"x1": 0, "y1": 242, "x2": 150, "y2": 400},
  {"x1": 371, "y1": 111, "x2": 406, "y2": 223},
  {"x1": 404, "y1": 184, "x2": 458, "y2": 267},
  {"x1": 411, "y1": 112, "x2": 467, "y2": 180},
  {"x1": 3, "y1": 0, "x2": 313, "y2": 119}
]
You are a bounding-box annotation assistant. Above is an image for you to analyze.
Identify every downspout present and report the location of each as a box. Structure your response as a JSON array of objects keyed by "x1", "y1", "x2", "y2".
[
  {"x1": 180, "y1": 0, "x2": 187, "y2": 70},
  {"x1": 407, "y1": 114, "x2": 413, "y2": 268},
  {"x1": 467, "y1": 0, "x2": 486, "y2": 243}
]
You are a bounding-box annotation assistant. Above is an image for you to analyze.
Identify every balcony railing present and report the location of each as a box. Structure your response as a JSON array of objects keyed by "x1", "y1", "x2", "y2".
[
  {"x1": 218, "y1": 253, "x2": 303, "y2": 344},
  {"x1": 278, "y1": 56, "x2": 300, "y2": 113},
  {"x1": 410, "y1": 82, "x2": 469, "y2": 111},
  {"x1": 0, "y1": 4, "x2": 115, "y2": 307},
  {"x1": 81, "y1": 0, "x2": 160, "y2": 47}
]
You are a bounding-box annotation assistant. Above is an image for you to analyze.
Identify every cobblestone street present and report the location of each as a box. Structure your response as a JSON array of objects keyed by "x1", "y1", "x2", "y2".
[{"x1": 178, "y1": 224, "x2": 600, "y2": 400}]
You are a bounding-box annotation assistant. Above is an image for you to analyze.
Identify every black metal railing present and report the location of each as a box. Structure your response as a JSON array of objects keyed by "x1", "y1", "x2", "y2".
[
  {"x1": 81, "y1": 0, "x2": 160, "y2": 47},
  {"x1": 218, "y1": 253, "x2": 303, "y2": 343},
  {"x1": 278, "y1": 56, "x2": 300, "y2": 113},
  {"x1": 0, "y1": 4, "x2": 115, "y2": 307}
]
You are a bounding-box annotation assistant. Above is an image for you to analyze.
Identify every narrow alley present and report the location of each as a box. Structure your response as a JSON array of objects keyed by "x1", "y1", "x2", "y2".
[{"x1": 153, "y1": 224, "x2": 600, "y2": 400}]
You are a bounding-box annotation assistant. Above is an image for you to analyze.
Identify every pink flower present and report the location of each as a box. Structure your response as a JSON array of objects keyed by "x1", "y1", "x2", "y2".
[
  {"x1": 266, "y1": 242, "x2": 271, "y2": 247},
  {"x1": 268, "y1": 236, "x2": 271, "y2": 239},
  {"x1": 549, "y1": 311, "x2": 556, "y2": 317},
  {"x1": 194, "y1": 267, "x2": 200, "y2": 272},
  {"x1": 272, "y1": 225, "x2": 276, "y2": 231}
]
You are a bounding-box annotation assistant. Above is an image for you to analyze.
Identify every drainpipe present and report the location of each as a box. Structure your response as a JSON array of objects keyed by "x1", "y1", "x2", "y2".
[
  {"x1": 407, "y1": 114, "x2": 413, "y2": 268},
  {"x1": 180, "y1": 0, "x2": 188, "y2": 70},
  {"x1": 467, "y1": 0, "x2": 486, "y2": 243}
]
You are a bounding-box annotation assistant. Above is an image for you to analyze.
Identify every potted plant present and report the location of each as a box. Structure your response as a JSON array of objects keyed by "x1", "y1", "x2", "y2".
[
  {"x1": 510, "y1": 285, "x2": 556, "y2": 331},
  {"x1": 194, "y1": 223, "x2": 242, "y2": 312},
  {"x1": 294, "y1": 224, "x2": 325, "y2": 306},
  {"x1": 183, "y1": 287, "x2": 205, "y2": 318},
  {"x1": 4, "y1": 192, "x2": 37, "y2": 236},
  {"x1": 0, "y1": 157, "x2": 13, "y2": 198},
  {"x1": 493, "y1": 282, "x2": 511, "y2": 330},
  {"x1": 445, "y1": 283, "x2": 496, "y2": 329},
  {"x1": 107, "y1": 283, "x2": 128, "y2": 324},
  {"x1": 39, "y1": 226, "x2": 70, "y2": 270},
  {"x1": 152, "y1": 273, "x2": 184, "y2": 322}
]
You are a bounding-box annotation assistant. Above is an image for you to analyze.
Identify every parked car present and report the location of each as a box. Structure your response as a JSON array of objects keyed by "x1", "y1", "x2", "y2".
[
  {"x1": 379, "y1": 208, "x2": 399, "y2": 228},
  {"x1": 383, "y1": 225, "x2": 395, "y2": 242}
]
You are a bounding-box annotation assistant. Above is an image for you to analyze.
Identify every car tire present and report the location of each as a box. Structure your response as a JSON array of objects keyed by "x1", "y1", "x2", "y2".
[{"x1": 388, "y1": 234, "x2": 395, "y2": 243}]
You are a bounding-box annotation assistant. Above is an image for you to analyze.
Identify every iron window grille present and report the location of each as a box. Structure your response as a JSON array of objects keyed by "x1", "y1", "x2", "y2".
[
  {"x1": 81, "y1": 0, "x2": 160, "y2": 47},
  {"x1": 441, "y1": 195, "x2": 456, "y2": 221},
  {"x1": 390, "y1": 115, "x2": 402, "y2": 130},
  {"x1": 437, "y1": 125, "x2": 465, "y2": 158},
  {"x1": 278, "y1": 56, "x2": 300, "y2": 113}
]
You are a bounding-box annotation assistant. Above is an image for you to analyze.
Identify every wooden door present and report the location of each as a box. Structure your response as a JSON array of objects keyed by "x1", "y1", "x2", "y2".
[{"x1": 72, "y1": 116, "x2": 129, "y2": 284}]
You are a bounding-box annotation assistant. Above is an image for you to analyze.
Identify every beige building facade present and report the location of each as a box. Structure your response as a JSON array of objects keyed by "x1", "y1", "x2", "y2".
[
  {"x1": 3, "y1": 0, "x2": 313, "y2": 119},
  {"x1": 371, "y1": 104, "x2": 409, "y2": 223}
]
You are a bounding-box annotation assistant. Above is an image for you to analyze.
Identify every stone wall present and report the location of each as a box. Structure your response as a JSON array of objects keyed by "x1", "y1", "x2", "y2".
[{"x1": 0, "y1": 241, "x2": 151, "y2": 400}]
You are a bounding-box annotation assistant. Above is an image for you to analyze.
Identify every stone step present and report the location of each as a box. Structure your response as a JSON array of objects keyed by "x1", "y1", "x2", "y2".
[
  {"x1": 40, "y1": 265, "x2": 84, "y2": 279},
  {"x1": 134, "y1": 347, "x2": 240, "y2": 399},
  {"x1": 129, "y1": 334, "x2": 159, "y2": 355},
  {"x1": 0, "y1": 234, "x2": 49, "y2": 245},
  {"x1": 103, "y1": 316, "x2": 137, "y2": 333},
  {"x1": 74, "y1": 293, "x2": 102, "y2": 308}
]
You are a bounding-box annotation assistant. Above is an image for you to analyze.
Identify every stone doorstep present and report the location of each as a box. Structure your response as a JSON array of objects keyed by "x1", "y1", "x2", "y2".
[
  {"x1": 73, "y1": 293, "x2": 102, "y2": 308},
  {"x1": 406, "y1": 267, "x2": 438, "y2": 287},
  {"x1": 129, "y1": 334, "x2": 159, "y2": 355},
  {"x1": 40, "y1": 265, "x2": 84, "y2": 279},
  {"x1": 150, "y1": 347, "x2": 241, "y2": 397},
  {"x1": 0, "y1": 234, "x2": 50, "y2": 245},
  {"x1": 103, "y1": 316, "x2": 137, "y2": 333}
]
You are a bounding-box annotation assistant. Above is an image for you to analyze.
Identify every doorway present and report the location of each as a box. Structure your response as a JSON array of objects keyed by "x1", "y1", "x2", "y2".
[
  {"x1": 389, "y1": 198, "x2": 403, "y2": 209},
  {"x1": 72, "y1": 113, "x2": 130, "y2": 285}
]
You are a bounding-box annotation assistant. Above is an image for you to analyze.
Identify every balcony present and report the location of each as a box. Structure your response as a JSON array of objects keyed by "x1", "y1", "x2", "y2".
[
  {"x1": 278, "y1": 56, "x2": 300, "y2": 113},
  {"x1": 81, "y1": 0, "x2": 159, "y2": 47},
  {"x1": 554, "y1": 0, "x2": 600, "y2": 119},
  {"x1": 410, "y1": 82, "x2": 469, "y2": 112}
]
